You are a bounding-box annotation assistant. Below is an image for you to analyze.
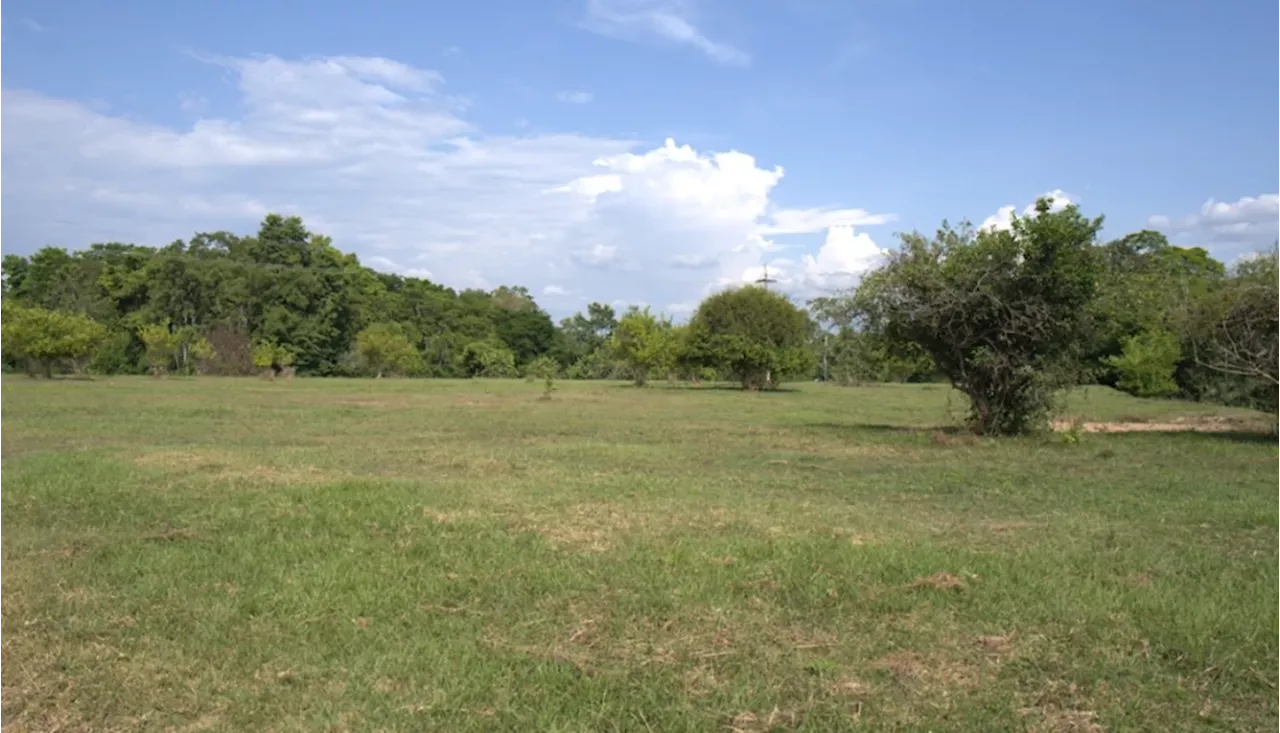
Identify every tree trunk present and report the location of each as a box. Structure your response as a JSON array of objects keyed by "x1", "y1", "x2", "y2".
[
  {"x1": 1269, "y1": 386, "x2": 1280, "y2": 437},
  {"x1": 967, "y1": 390, "x2": 993, "y2": 435},
  {"x1": 42, "y1": 359, "x2": 53, "y2": 379}
]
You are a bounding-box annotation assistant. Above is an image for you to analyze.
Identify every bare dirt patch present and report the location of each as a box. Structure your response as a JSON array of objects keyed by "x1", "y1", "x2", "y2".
[
  {"x1": 911, "y1": 572, "x2": 966, "y2": 591},
  {"x1": 1053, "y1": 415, "x2": 1264, "y2": 434}
]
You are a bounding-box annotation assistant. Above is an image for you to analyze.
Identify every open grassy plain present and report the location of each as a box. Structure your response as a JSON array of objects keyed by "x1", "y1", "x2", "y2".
[{"x1": 2, "y1": 377, "x2": 1276, "y2": 731}]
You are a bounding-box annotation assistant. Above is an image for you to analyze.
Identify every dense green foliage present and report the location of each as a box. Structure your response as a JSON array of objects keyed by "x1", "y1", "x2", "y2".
[
  {"x1": 355, "y1": 322, "x2": 419, "y2": 378},
  {"x1": 2, "y1": 211, "x2": 1274, "y2": 424},
  {"x1": 685, "y1": 286, "x2": 815, "y2": 390},
  {"x1": 0, "y1": 302, "x2": 107, "y2": 377},
  {"x1": 848, "y1": 200, "x2": 1104, "y2": 434},
  {"x1": 1185, "y1": 251, "x2": 1279, "y2": 405},
  {"x1": 1104, "y1": 330, "x2": 1182, "y2": 397},
  {"x1": 609, "y1": 307, "x2": 679, "y2": 386},
  {"x1": 1, "y1": 215, "x2": 563, "y2": 378}
]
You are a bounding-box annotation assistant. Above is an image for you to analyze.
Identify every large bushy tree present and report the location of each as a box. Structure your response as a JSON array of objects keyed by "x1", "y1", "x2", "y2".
[
  {"x1": 685, "y1": 286, "x2": 814, "y2": 390},
  {"x1": 853, "y1": 199, "x2": 1103, "y2": 434},
  {"x1": 1184, "y1": 249, "x2": 1278, "y2": 410},
  {"x1": 355, "y1": 322, "x2": 419, "y2": 377},
  {"x1": 1, "y1": 302, "x2": 107, "y2": 377}
]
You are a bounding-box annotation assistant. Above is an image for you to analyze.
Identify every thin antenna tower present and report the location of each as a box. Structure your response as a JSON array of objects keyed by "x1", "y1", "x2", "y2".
[{"x1": 755, "y1": 265, "x2": 777, "y2": 289}]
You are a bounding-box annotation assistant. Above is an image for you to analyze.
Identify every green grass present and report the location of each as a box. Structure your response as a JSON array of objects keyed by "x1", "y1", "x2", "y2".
[{"x1": 2, "y1": 377, "x2": 1276, "y2": 732}]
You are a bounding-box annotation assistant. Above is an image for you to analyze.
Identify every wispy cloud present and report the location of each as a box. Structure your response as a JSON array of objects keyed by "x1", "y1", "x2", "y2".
[
  {"x1": 1148, "y1": 194, "x2": 1279, "y2": 259},
  {"x1": 556, "y1": 90, "x2": 594, "y2": 104},
  {"x1": 582, "y1": 0, "x2": 750, "y2": 67}
]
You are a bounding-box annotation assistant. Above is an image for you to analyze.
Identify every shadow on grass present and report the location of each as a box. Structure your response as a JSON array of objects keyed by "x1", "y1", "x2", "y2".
[
  {"x1": 607, "y1": 383, "x2": 803, "y2": 394},
  {"x1": 804, "y1": 421, "x2": 958, "y2": 436}
]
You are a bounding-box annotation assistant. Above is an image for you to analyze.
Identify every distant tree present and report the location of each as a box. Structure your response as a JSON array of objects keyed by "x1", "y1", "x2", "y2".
[
  {"x1": 1088, "y1": 229, "x2": 1225, "y2": 388},
  {"x1": 460, "y1": 340, "x2": 518, "y2": 378},
  {"x1": 204, "y1": 324, "x2": 255, "y2": 376},
  {"x1": 684, "y1": 287, "x2": 814, "y2": 390},
  {"x1": 355, "y1": 322, "x2": 419, "y2": 377},
  {"x1": 853, "y1": 199, "x2": 1103, "y2": 434},
  {"x1": 491, "y1": 308, "x2": 554, "y2": 366},
  {"x1": 138, "y1": 322, "x2": 180, "y2": 377},
  {"x1": 553, "y1": 302, "x2": 618, "y2": 369},
  {"x1": 139, "y1": 323, "x2": 214, "y2": 376},
  {"x1": 609, "y1": 307, "x2": 677, "y2": 386},
  {"x1": 1, "y1": 302, "x2": 107, "y2": 377},
  {"x1": 523, "y1": 354, "x2": 560, "y2": 380},
  {"x1": 1185, "y1": 249, "x2": 1278, "y2": 403},
  {"x1": 809, "y1": 296, "x2": 935, "y2": 384},
  {"x1": 252, "y1": 340, "x2": 296, "y2": 377},
  {"x1": 1104, "y1": 329, "x2": 1181, "y2": 397}
]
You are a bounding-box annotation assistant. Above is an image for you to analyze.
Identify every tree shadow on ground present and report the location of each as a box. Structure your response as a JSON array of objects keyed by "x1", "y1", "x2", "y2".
[
  {"x1": 608, "y1": 383, "x2": 803, "y2": 394},
  {"x1": 805, "y1": 422, "x2": 963, "y2": 434}
]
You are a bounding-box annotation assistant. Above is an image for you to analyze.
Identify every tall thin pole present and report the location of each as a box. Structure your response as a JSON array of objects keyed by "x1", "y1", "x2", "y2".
[
  {"x1": 755, "y1": 265, "x2": 778, "y2": 388},
  {"x1": 755, "y1": 265, "x2": 776, "y2": 290}
]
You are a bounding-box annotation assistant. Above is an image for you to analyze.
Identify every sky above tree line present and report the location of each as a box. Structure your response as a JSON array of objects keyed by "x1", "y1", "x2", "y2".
[{"x1": 2, "y1": 0, "x2": 1276, "y2": 318}]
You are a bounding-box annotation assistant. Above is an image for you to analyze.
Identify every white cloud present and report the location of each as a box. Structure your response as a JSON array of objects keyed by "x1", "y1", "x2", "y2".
[
  {"x1": 556, "y1": 91, "x2": 594, "y2": 104},
  {"x1": 1, "y1": 53, "x2": 888, "y2": 315},
  {"x1": 543, "y1": 284, "x2": 569, "y2": 296},
  {"x1": 582, "y1": 0, "x2": 750, "y2": 67},
  {"x1": 671, "y1": 253, "x2": 717, "y2": 269},
  {"x1": 1147, "y1": 194, "x2": 1279, "y2": 258},
  {"x1": 979, "y1": 189, "x2": 1075, "y2": 232},
  {"x1": 0, "y1": 16, "x2": 45, "y2": 32},
  {"x1": 759, "y1": 207, "x2": 895, "y2": 235},
  {"x1": 572, "y1": 243, "x2": 622, "y2": 268},
  {"x1": 739, "y1": 224, "x2": 887, "y2": 298},
  {"x1": 366, "y1": 255, "x2": 434, "y2": 281}
]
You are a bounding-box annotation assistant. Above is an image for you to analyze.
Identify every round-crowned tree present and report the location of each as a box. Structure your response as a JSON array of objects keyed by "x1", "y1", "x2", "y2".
[{"x1": 686, "y1": 286, "x2": 815, "y2": 390}]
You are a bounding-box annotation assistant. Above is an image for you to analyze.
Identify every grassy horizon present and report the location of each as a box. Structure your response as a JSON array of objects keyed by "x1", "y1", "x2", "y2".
[{"x1": 3, "y1": 377, "x2": 1276, "y2": 731}]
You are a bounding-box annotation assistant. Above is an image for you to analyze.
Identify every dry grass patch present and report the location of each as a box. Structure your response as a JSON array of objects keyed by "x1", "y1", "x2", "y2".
[
  {"x1": 132, "y1": 449, "x2": 334, "y2": 485},
  {"x1": 728, "y1": 707, "x2": 799, "y2": 732},
  {"x1": 873, "y1": 649, "x2": 983, "y2": 691},
  {"x1": 519, "y1": 502, "x2": 638, "y2": 552},
  {"x1": 1019, "y1": 705, "x2": 1104, "y2": 733},
  {"x1": 517, "y1": 502, "x2": 755, "y2": 553}
]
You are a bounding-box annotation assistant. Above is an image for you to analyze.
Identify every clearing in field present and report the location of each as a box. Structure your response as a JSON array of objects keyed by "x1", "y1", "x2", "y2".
[{"x1": 2, "y1": 378, "x2": 1276, "y2": 731}]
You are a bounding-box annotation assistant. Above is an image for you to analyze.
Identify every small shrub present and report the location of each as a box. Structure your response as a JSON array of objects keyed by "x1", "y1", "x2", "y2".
[{"x1": 1104, "y1": 329, "x2": 1180, "y2": 397}]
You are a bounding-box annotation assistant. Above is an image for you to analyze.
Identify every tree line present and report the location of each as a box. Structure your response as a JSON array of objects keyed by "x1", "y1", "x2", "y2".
[
  {"x1": 0, "y1": 214, "x2": 809, "y2": 388},
  {"x1": 2, "y1": 205, "x2": 1275, "y2": 433}
]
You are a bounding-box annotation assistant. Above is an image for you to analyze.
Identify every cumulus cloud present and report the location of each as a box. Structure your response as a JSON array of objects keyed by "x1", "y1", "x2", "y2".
[
  {"x1": 979, "y1": 189, "x2": 1076, "y2": 232},
  {"x1": 543, "y1": 284, "x2": 569, "y2": 296},
  {"x1": 582, "y1": 0, "x2": 750, "y2": 67},
  {"x1": 1147, "y1": 194, "x2": 1279, "y2": 259},
  {"x1": 740, "y1": 225, "x2": 888, "y2": 299},
  {"x1": 556, "y1": 91, "x2": 594, "y2": 104},
  {"x1": 0, "y1": 53, "x2": 889, "y2": 315}
]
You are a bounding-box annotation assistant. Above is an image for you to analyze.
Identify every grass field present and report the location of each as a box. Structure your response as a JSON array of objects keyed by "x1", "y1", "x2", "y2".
[{"x1": 2, "y1": 377, "x2": 1276, "y2": 732}]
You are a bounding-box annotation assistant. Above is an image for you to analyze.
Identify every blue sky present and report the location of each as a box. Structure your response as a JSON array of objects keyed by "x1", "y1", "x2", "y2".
[{"x1": 3, "y1": 0, "x2": 1276, "y2": 317}]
